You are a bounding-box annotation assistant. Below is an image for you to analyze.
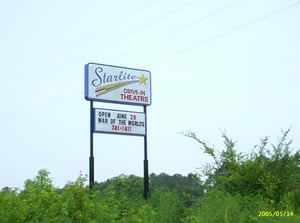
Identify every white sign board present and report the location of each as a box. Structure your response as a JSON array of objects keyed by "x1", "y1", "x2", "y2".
[
  {"x1": 94, "y1": 108, "x2": 146, "y2": 136},
  {"x1": 85, "y1": 63, "x2": 151, "y2": 106}
]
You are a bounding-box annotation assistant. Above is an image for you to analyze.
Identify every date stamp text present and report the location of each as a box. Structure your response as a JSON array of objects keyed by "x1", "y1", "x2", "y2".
[{"x1": 258, "y1": 211, "x2": 294, "y2": 217}]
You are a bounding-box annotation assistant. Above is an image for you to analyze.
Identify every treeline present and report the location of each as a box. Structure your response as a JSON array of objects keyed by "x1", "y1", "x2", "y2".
[{"x1": 1, "y1": 129, "x2": 300, "y2": 223}]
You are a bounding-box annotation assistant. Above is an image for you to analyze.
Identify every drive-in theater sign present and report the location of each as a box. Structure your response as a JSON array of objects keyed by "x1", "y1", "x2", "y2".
[{"x1": 84, "y1": 62, "x2": 151, "y2": 199}]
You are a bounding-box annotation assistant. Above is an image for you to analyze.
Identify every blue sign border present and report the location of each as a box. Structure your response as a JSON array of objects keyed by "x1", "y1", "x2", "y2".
[{"x1": 85, "y1": 62, "x2": 152, "y2": 106}]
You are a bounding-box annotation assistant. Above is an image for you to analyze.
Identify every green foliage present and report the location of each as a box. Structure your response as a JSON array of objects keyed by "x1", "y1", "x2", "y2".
[
  {"x1": 149, "y1": 190, "x2": 186, "y2": 223},
  {"x1": 61, "y1": 173, "x2": 90, "y2": 223},
  {"x1": 0, "y1": 187, "x2": 25, "y2": 222},
  {"x1": 91, "y1": 174, "x2": 187, "y2": 223},
  {"x1": 188, "y1": 189, "x2": 300, "y2": 223},
  {"x1": 1, "y1": 169, "x2": 300, "y2": 223},
  {"x1": 1, "y1": 129, "x2": 300, "y2": 222},
  {"x1": 150, "y1": 172, "x2": 204, "y2": 206},
  {"x1": 185, "y1": 128, "x2": 300, "y2": 212},
  {"x1": 20, "y1": 169, "x2": 67, "y2": 223}
]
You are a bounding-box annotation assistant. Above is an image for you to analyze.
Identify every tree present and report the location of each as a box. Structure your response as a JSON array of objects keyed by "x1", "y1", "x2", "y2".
[
  {"x1": 185, "y1": 129, "x2": 300, "y2": 210},
  {"x1": 150, "y1": 172, "x2": 204, "y2": 206},
  {"x1": 0, "y1": 187, "x2": 24, "y2": 223},
  {"x1": 61, "y1": 173, "x2": 91, "y2": 223},
  {"x1": 20, "y1": 169, "x2": 67, "y2": 223}
]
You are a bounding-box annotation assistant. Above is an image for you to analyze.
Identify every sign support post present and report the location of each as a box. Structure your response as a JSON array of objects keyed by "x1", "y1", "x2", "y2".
[
  {"x1": 143, "y1": 105, "x2": 149, "y2": 199},
  {"x1": 89, "y1": 101, "x2": 95, "y2": 188}
]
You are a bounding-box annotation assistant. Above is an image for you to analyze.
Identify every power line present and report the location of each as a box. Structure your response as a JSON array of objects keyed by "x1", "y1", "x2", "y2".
[
  {"x1": 0, "y1": 0, "x2": 201, "y2": 105},
  {"x1": 1, "y1": 1, "x2": 299, "y2": 119},
  {"x1": 0, "y1": 0, "x2": 159, "y2": 88},
  {"x1": 76, "y1": 0, "x2": 200, "y2": 62},
  {"x1": 145, "y1": 1, "x2": 300, "y2": 66},
  {"x1": 109, "y1": 0, "x2": 242, "y2": 62}
]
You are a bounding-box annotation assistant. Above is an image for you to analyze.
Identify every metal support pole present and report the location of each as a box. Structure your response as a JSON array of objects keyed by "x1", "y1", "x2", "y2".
[
  {"x1": 89, "y1": 101, "x2": 95, "y2": 188},
  {"x1": 143, "y1": 106, "x2": 149, "y2": 199}
]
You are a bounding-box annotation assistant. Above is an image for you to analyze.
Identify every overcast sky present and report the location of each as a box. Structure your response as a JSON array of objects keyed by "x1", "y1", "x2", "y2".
[{"x1": 1, "y1": 0, "x2": 300, "y2": 189}]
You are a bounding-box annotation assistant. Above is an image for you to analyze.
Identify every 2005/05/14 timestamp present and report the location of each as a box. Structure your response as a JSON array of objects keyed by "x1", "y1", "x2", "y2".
[{"x1": 258, "y1": 211, "x2": 294, "y2": 217}]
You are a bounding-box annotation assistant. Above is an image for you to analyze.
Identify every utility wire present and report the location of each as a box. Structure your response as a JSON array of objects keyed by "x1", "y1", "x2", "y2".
[
  {"x1": 145, "y1": 1, "x2": 300, "y2": 67},
  {"x1": 0, "y1": 0, "x2": 200, "y2": 105},
  {"x1": 1, "y1": 1, "x2": 299, "y2": 119},
  {"x1": 109, "y1": 0, "x2": 242, "y2": 62},
  {"x1": 1, "y1": 0, "x2": 159, "y2": 88},
  {"x1": 76, "y1": 0, "x2": 199, "y2": 62}
]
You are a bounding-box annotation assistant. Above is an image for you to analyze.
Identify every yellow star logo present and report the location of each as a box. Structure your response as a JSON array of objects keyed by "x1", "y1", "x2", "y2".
[{"x1": 139, "y1": 74, "x2": 148, "y2": 85}]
